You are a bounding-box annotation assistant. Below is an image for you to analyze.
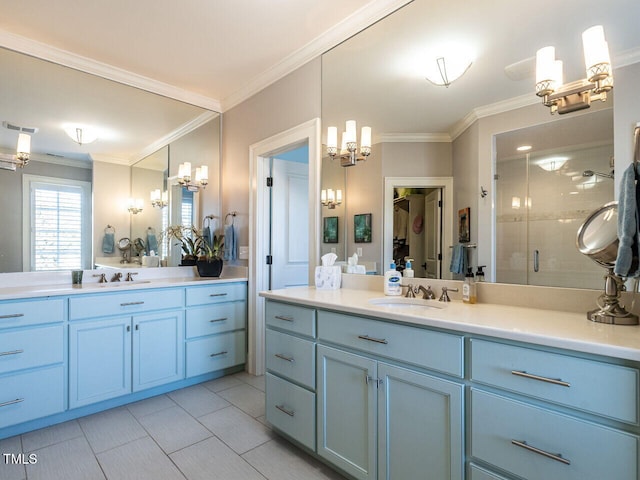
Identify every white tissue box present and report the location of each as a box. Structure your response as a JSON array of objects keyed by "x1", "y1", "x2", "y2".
[{"x1": 315, "y1": 266, "x2": 342, "y2": 290}]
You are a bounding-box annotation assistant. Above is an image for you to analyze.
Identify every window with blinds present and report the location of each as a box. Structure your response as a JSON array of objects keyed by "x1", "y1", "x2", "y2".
[{"x1": 23, "y1": 175, "x2": 91, "y2": 271}]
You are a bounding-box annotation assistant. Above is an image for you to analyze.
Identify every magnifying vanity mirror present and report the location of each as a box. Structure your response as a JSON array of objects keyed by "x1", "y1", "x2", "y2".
[
  {"x1": 0, "y1": 45, "x2": 220, "y2": 273},
  {"x1": 320, "y1": 0, "x2": 638, "y2": 287}
]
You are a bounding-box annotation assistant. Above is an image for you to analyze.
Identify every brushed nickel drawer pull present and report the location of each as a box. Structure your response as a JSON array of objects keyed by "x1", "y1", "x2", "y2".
[
  {"x1": 209, "y1": 293, "x2": 228, "y2": 297},
  {"x1": 358, "y1": 334, "x2": 388, "y2": 345},
  {"x1": 0, "y1": 313, "x2": 24, "y2": 320},
  {"x1": 275, "y1": 353, "x2": 294, "y2": 363},
  {"x1": 209, "y1": 317, "x2": 228, "y2": 323},
  {"x1": 0, "y1": 349, "x2": 24, "y2": 357},
  {"x1": 511, "y1": 370, "x2": 571, "y2": 387},
  {"x1": 120, "y1": 301, "x2": 145, "y2": 307},
  {"x1": 274, "y1": 315, "x2": 294, "y2": 322},
  {"x1": 275, "y1": 404, "x2": 295, "y2": 417},
  {"x1": 210, "y1": 351, "x2": 228, "y2": 357},
  {"x1": 0, "y1": 398, "x2": 24, "y2": 408},
  {"x1": 511, "y1": 439, "x2": 571, "y2": 465}
]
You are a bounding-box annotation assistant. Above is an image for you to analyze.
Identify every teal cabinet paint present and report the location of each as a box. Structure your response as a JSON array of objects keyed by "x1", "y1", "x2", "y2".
[
  {"x1": 69, "y1": 316, "x2": 132, "y2": 408},
  {"x1": 185, "y1": 302, "x2": 246, "y2": 338},
  {"x1": 0, "y1": 297, "x2": 64, "y2": 328},
  {"x1": 186, "y1": 282, "x2": 247, "y2": 306},
  {"x1": 69, "y1": 288, "x2": 183, "y2": 320},
  {"x1": 0, "y1": 324, "x2": 64, "y2": 374},
  {"x1": 265, "y1": 301, "x2": 316, "y2": 338},
  {"x1": 468, "y1": 463, "x2": 510, "y2": 480},
  {"x1": 317, "y1": 345, "x2": 377, "y2": 480},
  {"x1": 266, "y1": 329, "x2": 315, "y2": 389},
  {"x1": 132, "y1": 311, "x2": 184, "y2": 391},
  {"x1": 185, "y1": 330, "x2": 246, "y2": 377},
  {"x1": 378, "y1": 363, "x2": 464, "y2": 480}
]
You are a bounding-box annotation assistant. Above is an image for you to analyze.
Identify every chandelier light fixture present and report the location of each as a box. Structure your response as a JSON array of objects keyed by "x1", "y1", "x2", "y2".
[
  {"x1": 177, "y1": 162, "x2": 208, "y2": 192},
  {"x1": 150, "y1": 189, "x2": 168, "y2": 208},
  {"x1": 321, "y1": 188, "x2": 343, "y2": 209},
  {"x1": 535, "y1": 25, "x2": 613, "y2": 114},
  {"x1": 326, "y1": 120, "x2": 371, "y2": 167},
  {"x1": 0, "y1": 133, "x2": 31, "y2": 171}
]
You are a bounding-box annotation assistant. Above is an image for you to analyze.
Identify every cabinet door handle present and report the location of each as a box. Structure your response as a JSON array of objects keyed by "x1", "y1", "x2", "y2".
[
  {"x1": 0, "y1": 349, "x2": 24, "y2": 357},
  {"x1": 274, "y1": 315, "x2": 294, "y2": 322},
  {"x1": 120, "y1": 301, "x2": 144, "y2": 307},
  {"x1": 210, "y1": 351, "x2": 228, "y2": 357},
  {"x1": 209, "y1": 317, "x2": 228, "y2": 323},
  {"x1": 274, "y1": 353, "x2": 294, "y2": 363},
  {"x1": 511, "y1": 370, "x2": 570, "y2": 387},
  {"x1": 358, "y1": 334, "x2": 388, "y2": 345},
  {"x1": 275, "y1": 404, "x2": 295, "y2": 417},
  {"x1": 0, "y1": 313, "x2": 24, "y2": 320},
  {"x1": 533, "y1": 250, "x2": 540, "y2": 272},
  {"x1": 127, "y1": 325, "x2": 131, "y2": 332},
  {"x1": 511, "y1": 439, "x2": 571, "y2": 465},
  {"x1": 0, "y1": 398, "x2": 24, "y2": 408},
  {"x1": 209, "y1": 293, "x2": 228, "y2": 297}
]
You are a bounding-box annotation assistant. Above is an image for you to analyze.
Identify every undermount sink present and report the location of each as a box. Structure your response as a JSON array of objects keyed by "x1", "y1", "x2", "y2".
[{"x1": 368, "y1": 297, "x2": 443, "y2": 309}]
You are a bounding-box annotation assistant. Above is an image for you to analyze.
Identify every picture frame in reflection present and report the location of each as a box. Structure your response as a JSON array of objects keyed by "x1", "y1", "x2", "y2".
[
  {"x1": 323, "y1": 216, "x2": 338, "y2": 243},
  {"x1": 354, "y1": 213, "x2": 372, "y2": 243}
]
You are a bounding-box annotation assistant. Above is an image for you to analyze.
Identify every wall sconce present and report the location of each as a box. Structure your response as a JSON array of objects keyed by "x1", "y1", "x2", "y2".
[
  {"x1": 327, "y1": 121, "x2": 371, "y2": 167},
  {"x1": 128, "y1": 198, "x2": 144, "y2": 215},
  {"x1": 321, "y1": 188, "x2": 343, "y2": 209},
  {"x1": 177, "y1": 162, "x2": 208, "y2": 191},
  {"x1": 535, "y1": 25, "x2": 613, "y2": 114},
  {"x1": 150, "y1": 189, "x2": 168, "y2": 208},
  {"x1": 0, "y1": 133, "x2": 31, "y2": 171}
]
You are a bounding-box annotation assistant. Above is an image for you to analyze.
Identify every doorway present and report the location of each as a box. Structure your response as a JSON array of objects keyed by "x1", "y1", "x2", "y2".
[{"x1": 248, "y1": 118, "x2": 321, "y2": 375}]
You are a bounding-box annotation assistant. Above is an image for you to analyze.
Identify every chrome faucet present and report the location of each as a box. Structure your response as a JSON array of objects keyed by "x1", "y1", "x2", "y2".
[
  {"x1": 439, "y1": 286, "x2": 459, "y2": 302},
  {"x1": 93, "y1": 273, "x2": 107, "y2": 283},
  {"x1": 111, "y1": 272, "x2": 122, "y2": 282},
  {"x1": 416, "y1": 285, "x2": 436, "y2": 300},
  {"x1": 403, "y1": 284, "x2": 416, "y2": 298},
  {"x1": 125, "y1": 272, "x2": 139, "y2": 282}
]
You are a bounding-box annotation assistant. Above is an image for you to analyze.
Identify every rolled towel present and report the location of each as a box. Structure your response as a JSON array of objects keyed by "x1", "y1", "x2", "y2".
[{"x1": 102, "y1": 232, "x2": 115, "y2": 254}]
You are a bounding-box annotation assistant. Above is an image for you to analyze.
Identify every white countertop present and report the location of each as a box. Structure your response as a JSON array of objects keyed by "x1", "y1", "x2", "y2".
[{"x1": 260, "y1": 287, "x2": 640, "y2": 362}]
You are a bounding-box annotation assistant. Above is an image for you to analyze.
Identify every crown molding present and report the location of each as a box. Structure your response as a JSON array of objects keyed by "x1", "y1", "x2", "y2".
[
  {"x1": 221, "y1": 0, "x2": 412, "y2": 111},
  {"x1": 379, "y1": 132, "x2": 451, "y2": 143},
  {"x1": 0, "y1": 29, "x2": 222, "y2": 112},
  {"x1": 614, "y1": 46, "x2": 640, "y2": 68}
]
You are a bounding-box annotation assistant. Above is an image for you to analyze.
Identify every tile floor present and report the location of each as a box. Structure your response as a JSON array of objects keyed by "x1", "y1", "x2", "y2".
[{"x1": 0, "y1": 372, "x2": 347, "y2": 480}]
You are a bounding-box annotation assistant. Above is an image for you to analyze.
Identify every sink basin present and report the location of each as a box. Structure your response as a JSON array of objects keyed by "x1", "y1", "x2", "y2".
[
  {"x1": 84, "y1": 280, "x2": 152, "y2": 289},
  {"x1": 368, "y1": 297, "x2": 443, "y2": 309}
]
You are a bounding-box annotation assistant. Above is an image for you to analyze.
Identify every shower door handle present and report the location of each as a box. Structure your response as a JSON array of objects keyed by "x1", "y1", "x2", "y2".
[{"x1": 533, "y1": 250, "x2": 539, "y2": 272}]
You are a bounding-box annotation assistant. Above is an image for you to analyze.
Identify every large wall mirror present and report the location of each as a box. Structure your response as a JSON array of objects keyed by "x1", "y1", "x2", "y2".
[
  {"x1": 0, "y1": 46, "x2": 220, "y2": 273},
  {"x1": 321, "y1": 0, "x2": 639, "y2": 285}
]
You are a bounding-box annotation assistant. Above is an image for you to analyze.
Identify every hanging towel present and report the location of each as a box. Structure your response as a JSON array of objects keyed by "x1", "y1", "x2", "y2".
[
  {"x1": 147, "y1": 231, "x2": 159, "y2": 255},
  {"x1": 449, "y1": 244, "x2": 466, "y2": 275},
  {"x1": 102, "y1": 232, "x2": 115, "y2": 254},
  {"x1": 614, "y1": 163, "x2": 640, "y2": 277},
  {"x1": 202, "y1": 226, "x2": 212, "y2": 249},
  {"x1": 223, "y1": 223, "x2": 237, "y2": 261}
]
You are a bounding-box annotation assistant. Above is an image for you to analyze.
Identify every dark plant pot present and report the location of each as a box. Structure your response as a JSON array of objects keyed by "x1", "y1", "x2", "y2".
[
  {"x1": 196, "y1": 259, "x2": 223, "y2": 277},
  {"x1": 180, "y1": 258, "x2": 197, "y2": 266}
]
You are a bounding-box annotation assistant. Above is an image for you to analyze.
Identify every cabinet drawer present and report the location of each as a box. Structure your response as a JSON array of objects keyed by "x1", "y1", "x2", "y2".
[
  {"x1": 0, "y1": 325, "x2": 64, "y2": 374},
  {"x1": 318, "y1": 311, "x2": 463, "y2": 377},
  {"x1": 69, "y1": 288, "x2": 183, "y2": 320},
  {"x1": 468, "y1": 463, "x2": 509, "y2": 480},
  {"x1": 186, "y1": 330, "x2": 246, "y2": 377},
  {"x1": 265, "y1": 301, "x2": 316, "y2": 338},
  {"x1": 0, "y1": 365, "x2": 65, "y2": 429},
  {"x1": 186, "y1": 302, "x2": 246, "y2": 339},
  {"x1": 266, "y1": 329, "x2": 315, "y2": 389},
  {"x1": 470, "y1": 339, "x2": 639, "y2": 424},
  {"x1": 0, "y1": 298, "x2": 64, "y2": 329},
  {"x1": 266, "y1": 372, "x2": 315, "y2": 451},
  {"x1": 186, "y1": 283, "x2": 247, "y2": 306},
  {"x1": 471, "y1": 389, "x2": 638, "y2": 480}
]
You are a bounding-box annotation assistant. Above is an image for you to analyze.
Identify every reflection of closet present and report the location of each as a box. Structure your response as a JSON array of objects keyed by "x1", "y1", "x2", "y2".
[{"x1": 393, "y1": 194, "x2": 425, "y2": 271}]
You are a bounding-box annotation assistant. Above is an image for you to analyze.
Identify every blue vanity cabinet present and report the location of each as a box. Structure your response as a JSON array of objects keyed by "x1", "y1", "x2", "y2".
[
  {"x1": 316, "y1": 311, "x2": 464, "y2": 480},
  {"x1": 185, "y1": 282, "x2": 247, "y2": 377},
  {"x1": 69, "y1": 288, "x2": 184, "y2": 408},
  {"x1": 0, "y1": 298, "x2": 66, "y2": 429}
]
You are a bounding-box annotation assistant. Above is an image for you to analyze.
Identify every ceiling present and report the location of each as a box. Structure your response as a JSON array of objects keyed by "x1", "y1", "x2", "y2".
[{"x1": 0, "y1": 0, "x2": 638, "y2": 155}]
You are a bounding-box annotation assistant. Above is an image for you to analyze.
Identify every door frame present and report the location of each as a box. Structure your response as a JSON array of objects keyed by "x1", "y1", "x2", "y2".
[
  {"x1": 248, "y1": 118, "x2": 321, "y2": 375},
  {"x1": 383, "y1": 177, "x2": 453, "y2": 280}
]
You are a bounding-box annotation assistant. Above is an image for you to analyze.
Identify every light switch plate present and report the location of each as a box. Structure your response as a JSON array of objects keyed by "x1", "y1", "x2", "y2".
[{"x1": 239, "y1": 246, "x2": 249, "y2": 259}]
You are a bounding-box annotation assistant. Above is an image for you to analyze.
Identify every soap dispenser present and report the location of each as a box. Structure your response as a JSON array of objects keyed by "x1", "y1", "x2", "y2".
[
  {"x1": 404, "y1": 259, "x2": 414, "y2": 278},
  {"x1": 476, "y1": 265, "x2": 486, "y2": 282},
  {"x1": 462, "y1": 267, "x2": 477, "y2": 304},
  {"x1": 384, "y1": 262, "x2": 402, "y2": 296}
]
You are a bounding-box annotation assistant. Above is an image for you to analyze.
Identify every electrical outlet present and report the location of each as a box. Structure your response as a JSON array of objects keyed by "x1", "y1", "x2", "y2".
[
  {"x1": 239, "y1": 246, "x2": 249, "y2": 260},
  {"x1": 357, "y1": 247, "x2": 363, "y2": 256}
]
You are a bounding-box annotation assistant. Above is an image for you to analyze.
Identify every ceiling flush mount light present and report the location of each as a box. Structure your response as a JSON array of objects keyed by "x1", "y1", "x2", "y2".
[
  {"x1": 326, "y1": 121, "x2": 371, "y2": 167},
  {"x1": 0, "y1": 133, "x2": 31, "y2": 171},
  {"x1": 535, "y1": 25, "x2": 613, "y2": 114},
  {"x1": 64, "y1": 125, "x2": 98, "y2": 145},
  {"x1": 150, "y1": 189, "x2": 168, "y2": 208},
  {"x1": 537, "y1": 156, "x2": 568, "y2": 171},
  {"x1": 177, "y1": 162, "x2": 208, "y2": 192},
  {"x1": 128, "y1": 198, "x2": 144, "y2": 215},
  {"x1": 321, "y1": 188, "x2": 343, "y2": 209},
  {"x1": 424, "y1": 55, "x2": 473, "y2": 87},
  {"x1": 517, "y1": 145, "x2": 532, "y2": 152}
]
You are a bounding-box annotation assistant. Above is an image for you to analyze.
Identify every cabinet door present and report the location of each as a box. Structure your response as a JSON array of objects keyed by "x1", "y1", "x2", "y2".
[
  {"x1": 378, "y1": 363, "x2": 464, "y2": 480},
  {"x1": 69, "y1": 317, "x2": 131, "y2": 408},
  {"x1": 317, "y1": 345, "x2": 377, "y2": 480},
  {"x1": 133, "y1": 310, "x2": 184, "y2": 392}
]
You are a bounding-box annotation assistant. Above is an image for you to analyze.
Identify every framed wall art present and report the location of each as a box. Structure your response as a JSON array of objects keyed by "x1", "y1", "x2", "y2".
[
  {"x1": 354, "y1": 213, "x2": 372, "y2": 243},
  {"x1": 323, "y1": 216, "x2": 339, "y2": 243},
  {"x1": 458, "y1": 207, "x2": 470, "y2": 243}
]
